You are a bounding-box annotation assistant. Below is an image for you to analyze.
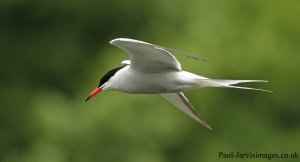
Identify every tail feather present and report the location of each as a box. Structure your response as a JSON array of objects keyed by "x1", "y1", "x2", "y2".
[
  {"x1": 226, "y1": 85, "x2": 272, "y2": 92},
  {"x1": 197, "y1": 79, "x2": 271, "y2": 92},
  {"x1": 210, "y1": 79, "x2": 268, "y2": 86}
]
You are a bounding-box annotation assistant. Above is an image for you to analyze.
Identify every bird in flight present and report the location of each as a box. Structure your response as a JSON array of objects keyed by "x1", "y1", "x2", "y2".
[{"x1": 85, "y1": 38, "x2": 271, "y2": 130}]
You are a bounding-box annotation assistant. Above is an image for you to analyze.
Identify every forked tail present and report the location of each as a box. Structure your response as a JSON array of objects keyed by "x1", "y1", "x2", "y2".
[{"x1": 197, "y1": 79, "x2": 272, "y2": 92}]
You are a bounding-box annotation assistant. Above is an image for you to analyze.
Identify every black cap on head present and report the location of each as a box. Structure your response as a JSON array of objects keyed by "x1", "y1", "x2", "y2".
[{"x1": 98, "y1": 66, "x2": 125, "y2": 87}]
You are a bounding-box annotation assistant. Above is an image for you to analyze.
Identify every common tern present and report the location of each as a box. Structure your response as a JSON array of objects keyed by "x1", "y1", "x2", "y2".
[{"x1": 85, "y1": 38, "x2": 270, "y2": 130}]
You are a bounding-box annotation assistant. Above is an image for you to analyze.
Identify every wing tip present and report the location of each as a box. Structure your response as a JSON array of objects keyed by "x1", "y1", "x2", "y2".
[
  {"x1": 110, "y1": 38, "x2": 151, "y2": 46},
  {"x1": 198, "y1": 120, "x2": 213, "y2": 131},
  {"x1": 109, "y1": 38, "x2": 122, "y2": 45}
]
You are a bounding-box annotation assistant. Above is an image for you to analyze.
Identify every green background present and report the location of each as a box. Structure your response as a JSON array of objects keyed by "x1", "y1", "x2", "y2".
[{"x1": 1, "y1": 0, "x2": 299, "y2": 161}]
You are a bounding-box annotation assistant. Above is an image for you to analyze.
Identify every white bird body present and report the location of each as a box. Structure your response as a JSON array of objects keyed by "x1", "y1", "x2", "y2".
[
  {"x1": 85, "y1": 38, "x2": 271, "y2": 130},
  {"x1": 106, "y1": 66, "x2": 208, "y2": 94}
]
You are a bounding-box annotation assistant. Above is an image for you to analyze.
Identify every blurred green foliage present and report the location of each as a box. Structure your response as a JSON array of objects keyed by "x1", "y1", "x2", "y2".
[{"x1": 1, "y1": 0, "x2": 300, "y2": 162}]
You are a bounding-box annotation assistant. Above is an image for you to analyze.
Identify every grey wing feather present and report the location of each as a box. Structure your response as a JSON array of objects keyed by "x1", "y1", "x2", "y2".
[
  {"x1": 110, "y1": 38, "x2": 181, "y2": 72},
  {"x1": 159, "y1": 46, "x2": 210, "y2": 62},
  {"x1": 161, "y1": 92, "x2": 212, "y2": 130}
]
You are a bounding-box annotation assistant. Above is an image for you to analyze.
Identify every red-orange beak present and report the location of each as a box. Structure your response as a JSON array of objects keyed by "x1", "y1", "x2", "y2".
[{"x1": 84, "y1": 87, "x2": 102, "y2": 102}]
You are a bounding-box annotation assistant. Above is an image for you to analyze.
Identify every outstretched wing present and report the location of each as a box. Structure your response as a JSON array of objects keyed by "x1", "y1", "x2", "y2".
[
  {"x1": 110, "y1": 38, "x2": 181, "y2": 72},
  {"x1": 161, "y1": 92, "x2": 212, "y2": 130}
]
